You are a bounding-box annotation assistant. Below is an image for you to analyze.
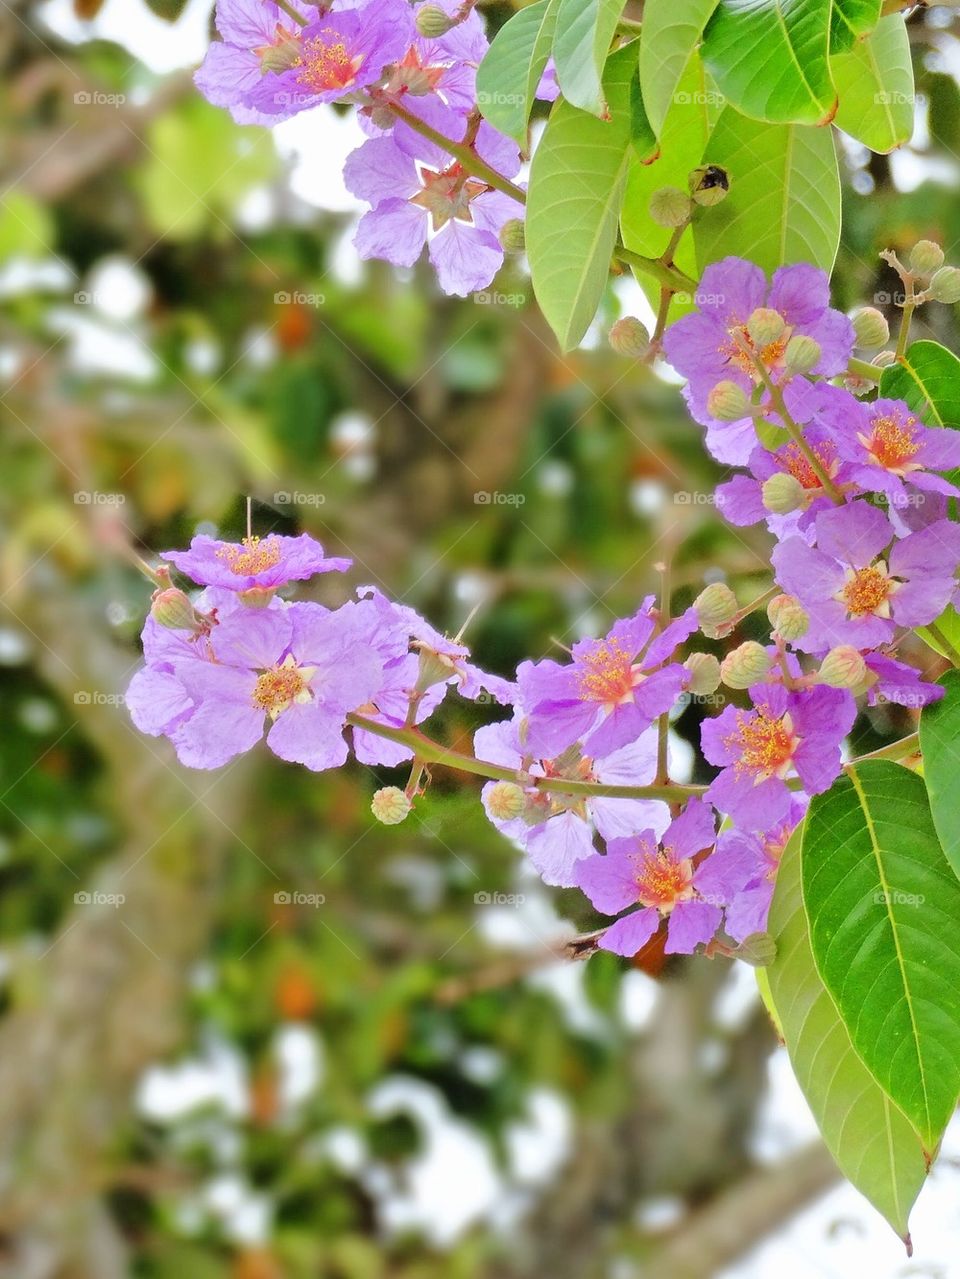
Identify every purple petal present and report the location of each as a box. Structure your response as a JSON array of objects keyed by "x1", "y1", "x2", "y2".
[
  {"x1": 665, "y1": 900, "x2": 722, "y2": 954},
  {"x1": 600, "y1": 908, "x2": 659, "y2": 957}
]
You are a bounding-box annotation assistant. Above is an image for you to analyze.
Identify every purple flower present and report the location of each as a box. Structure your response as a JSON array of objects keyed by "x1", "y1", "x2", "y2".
[
  {"x1": 474, "y1": 717, "x2": 672, "y2": 886},
  {"x1": 863, "y1": 652, "x2": 944, "y2": 709},
  {"x1": 701, "y1": 682, "x2": 855, "y2": 830},
  {"x1": 344, "y1": 99, "x2": 523, "y2": 296},
  {"x1": 244, "y1": 0, "x2": 414, "y2": 117},
  {"x1": 194, "y1": 0, "x2": 314, "y2": 125},
  {"x1": 574, "y1": 800, "x2": 720, "y2": 956},
  {"x1": 516, "y1": 599, "x2": 697, "y2": 759},
  {"x1": 772, "y1": 502, "x2": 960, "y2": 653},
  {"x1": 161, "y1": 533, "x2": 350, "y2": 595},
  {"x1": 371, "y1": 0, "x2": 488, "y2": 120}
]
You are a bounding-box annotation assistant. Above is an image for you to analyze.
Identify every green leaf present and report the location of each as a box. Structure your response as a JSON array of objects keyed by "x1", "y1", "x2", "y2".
[
  {"x1": 144, "y1": 0, "x2": 188, "y2": 17},
  {"x1": 879, "y1": 340, "x2": 960, "y2": 426},
  {"x1": 916, "y1": 606, "x2": 960, "y2": 663},
  {"x1": 476, "y1": 0, "x2": 559, "y2": 145},
  {"x1": 831, "y1": 0, "x2": 880, "y2": 53},
  {"x1": 553, "y1": 0, "x2": 627, "y2": 115},
  {"x1": 832, "y1": 16, "x2": 913, "y2": 152},
  {"x1": 765, "y1": 828, "x2": 927, "y2": 1241},
  {"x1": 701, "y1": 0, "x2": 836, "y2": 125},
  {"x1": 693, "y1": 107, "x2": 840, "y2": 274},
  {"x1": 527, "y1": 44, "x2": 637, "y2": 350},
  {"x1": 638, "y1": 0, "x2": 720, "y2": 134},
  {"x1": 920, "y1": 670, "x2": 960, "y2": 880},
  {"x1": 0, "y1": 191, "x2": 56, "y2": 258},
  {"x1": 802, "y1": 762, "x2": 960, "y2": 1152}
]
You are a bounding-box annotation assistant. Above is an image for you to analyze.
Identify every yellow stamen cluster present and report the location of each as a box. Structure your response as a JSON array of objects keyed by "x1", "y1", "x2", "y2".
[
  {"x1": 722, "y1": 323, "x2": 790, "y2": 378},
  {"x1": 631, "y1": 843, "x2": 694, "y2": 910},
  {"x1": 840, "y1": 565, "x2": 892, "y2": 617},
  {"x1": 726, "y1": 711, "x2": 798, "y2": 781},
  {"x1": 781, "y1": 441, "x2": 835, "y2": 490},
  {"x1": 217, "y1": 536, "x2": 283, "y2": 577},
  {"x1": 861, "y1": 413, "x2": 921, "y2": 473},
  {"x1": 576, "y1": 638, "x2": 637, "y2": 705},
  {"x1": 296, "y1": 32, "x2": 363, "y2": 92},
  {"x1": 252, "y1": 659, "x2": 311, "y2": 719}
]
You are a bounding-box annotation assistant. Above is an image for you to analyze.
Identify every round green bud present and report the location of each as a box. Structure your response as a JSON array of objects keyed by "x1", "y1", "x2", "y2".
[
  {"x1": 684, "y1": 652, "x2": 722, "y2": 697},
  {"x1": 929, "y1": 265, "x2": 960, "y2": 304},
  {"x1": 908, "y1": 239, "x2": 944, "y2": 276},
  {"x1": 871, "y1": 350, "x2": 897, "y2": 368},
  {"x1": 706, "y1": 379, "x2": 751, "y2": 422},
  {"x1": 767, "y1": 593, "x2": 809, "y2": 642},
  {"x1": 735, "y1": 932, "x2": 778, "y2": 967},
  {"x1": 761, "y1": 472, "x2": 806, "y2": 515},
  {"x1": 688, "y1": 164, "x2": 729, "y2": 206},
  {"x1": 371, "y1": 786, "x2": 412, "y2": 825},
  {"x1": 415, "y1": 4, "x2": 455, "y2": 37},
  {"x1": 649, "y1": 186, "x2": 693, "y2": 228},
  {"x1": 694, "y1": 582, "x2": 739, "y2": 638},
  {"x1": 720, "y1": 641, "x2": 772, "y2": 690},
  {"x1": 486, "y1": 781, "x2": 527, "y2": 821},
  {"x1": 609, "y1": 316, "x2": 651, "y2": 359},
  {"x1": 499, "y1": 218, "x2": 525, "y2": 253},
  {"x1": 747, "y1": 307, "x2": 786, "y2": 348},
  {"x1": 150, "y1": 588, "x2": 198, "y2": 631},
  {"x1": 851, "y1": 307, "x2": 889, "y2": 350},
  {"x1": 783, "y1": 334, "x2": 821, "y2": 375},
  {"x1": 818, "y1": 645, "x2": 867, "y2": 690}
]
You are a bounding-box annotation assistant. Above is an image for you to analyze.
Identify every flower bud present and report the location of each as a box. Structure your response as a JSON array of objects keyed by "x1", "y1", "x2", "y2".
[
  {"x1": 706, "y1": 379, "x2": 750, "y2": 421},
  {"x1": 818, "y1": 645, "x2": 867, "y2": 689},
  {"x1": 415, "y1": 4, "x2": 455, "y2": 37},
  {"x1": 694, "y1": 582, "x2": 738, "y2": 638},
  {"x1": 747, "y1": 307, "x2": 786, "y2": 348},
  {"x1": 259, "y1": 39, "x2": 301, "y2": 72},
  {"x1": 150, "y1": 588, "x2": 198, "y2": 631},
  {"x1": 649, "y1": 186, "x2": 693, "y2": 228},
  {"x1": 688, "y1": 164, "x2": 729, "y2": 206},
  {"x1": 720, "y1": 641, "x2": 772, "y2": 690},
  {"x1": 929, "y1": 265, "x2": 960, "y2": 304},
  {"x1": 735, "y1": 931, "x2": 777, "y2": 967},
  {"x1": 486, "y1": 781, "x2": 526, "y2": 821},
  {"x1": 851, "y1": 307, "x2": 889, "y2": 349},
  {"x1": 684, "y1": 652, "x2": 721, "y2": 697},
  {"x1": 908, "y1": 239, "x2": 944, "y2": 276},
  {"x1": 499, "y1": 218, "x2": 525, "y2": 252},
  {"x1": 871, "y1": 350, "x2": 897, "y2": 368},
  {"x1": 761, "y1": 472, "x2": 805, "y2": 515},
  {"x1": 767, "y1": 593, "x2": 809, "y2": 642},
  {"x1": 783, "y1": 334, "x2": 821, "y2": 374},
  {"x1": 238, "y1": 586, "x2": 276, "y2": 608},
  {"x1": 371, "y1": 786, "x2": 412, "y2": 825},
  {"x1": 609, "y1": 316, "x2": 651, "y2": 359}
]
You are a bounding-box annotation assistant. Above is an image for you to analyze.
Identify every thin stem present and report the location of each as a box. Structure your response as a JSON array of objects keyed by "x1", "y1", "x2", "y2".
[
  {"x1": 655, "y1": 560, "x2": 672, "y2": 785},
  {"x1": 275, "y1": 0, "x2": 307, "y2": 26},
  {"x1": 924, "y1": 620, "x2": 960, "y2": 668},
  {"x1": 731, "y1": 585, "x2": 778, "y2": 626},
  {"x1": 846, "y1": 357, "x2": 883, "y2": 383},
  {"x1": 616, "y1": 17, "x2": 644, "y2": 36},
  {"x1": 896, "y1": 277, "x2": 916, "y2": 361},
  {"x1": 613, "y1": 243, "x2": 698, "y2": 294}
]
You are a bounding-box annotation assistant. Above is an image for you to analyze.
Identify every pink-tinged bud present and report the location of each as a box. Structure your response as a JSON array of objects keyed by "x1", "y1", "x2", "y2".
[
  {"x1": 150, "y1": 588, "x2": 198, "y2": 631},
  {"x1": 818, "y1": 645, "x2": 867, "y2": 689},
  {"x1": 746, "y1": 307, "x2": 786, "y2": 348},
  {"x1": 735, "y1": 931, "x2": 777, "y2": 967},
  {"x1": 783, "y1": 334, "x2": 821, "y2": 374},
  {"x1": 908, "y1": 239, "x2": 944, "y2": 276},
  {"x1": 649, "y1": 186, "x2": 692, "y2": 228},
  {"x1": 609, "y1": 316, "x2": 651, "y2": 359},
  {"x1": 415, "y1": 4, "x2": 455, "y2": 36},
  {"x1": 721, "y1": 641, "x2": 772, "y2": 690},
  {"x1": 851, "y1": 307, "x2": 889, "y2": 349},
  {"x1": 761, "y1": 472, "x2": 805, "y2": 515},
  {"x1": 695, "y1": 582, "x2": 738, "y2": 639},
  {"x1": 486, "y1": 781, "x2": 526, "y2": 821},
  {"x1": 929, "y1": 265, "x2": 960, "y2": 304},
  {"x1": 499, "y1": 218, "x2": 525, "y2": 253},
  {"x1": 706, "y1": 380, "x2": 750, "y2": 422},
  {"x1": 767, "y1": 593, "x2": 809, "y2": 642},
  {"x1": 684, "y1": 652, "x2": 721, "y2": 696},
  {"x1": 371, "y1": 786, "x2": 412, "y2": 825}
]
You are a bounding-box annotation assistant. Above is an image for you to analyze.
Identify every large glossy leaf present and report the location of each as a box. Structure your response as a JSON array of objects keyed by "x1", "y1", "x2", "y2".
[
  {"x1": 639, "y1": 0, "x2": 720, "y2": 134},
  {"x1": 693, "y1": 107, "x2": 840, "y2": 274},
  {"x1": 920, "y1": 671, "x2": 960, "y2": 880},
  {"x1": 831, "y1": 0, "x2": 880, "y2": 52},
  {"x1": 879, "y1": 340, "x2": 960, "y2": 426},
  {"x1": 527, "y1": 44, "x2": 641, "y2": 350},
  {"x1": 701, "y1": 0, "x2": 836, "y2": 125},
  {"x1": 832, "y1": 16, "x2": 914, "y2": 152},
  {"x1": 553, "y1": 0, "x2": 627, "y2": 115},
  {"x1": 475, "y1": 0, "x2": 559, "y2": 145},
  {"x1": 802, "y1": 762, "x2": 960, "y2": 1152},
  {"x1": 766, "y1": 828, "x2": 927, "y2": 1241}
]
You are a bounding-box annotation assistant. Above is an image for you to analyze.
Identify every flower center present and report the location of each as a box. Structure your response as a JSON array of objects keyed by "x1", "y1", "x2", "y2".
[
  {"x1": 410, "y1": 163, "x2": 488, "y2": 231},
  {"x1": 576, "y1": 638, "x2": 638, "y2": 706},
  {"x1": 252, "y1": 657, "x2": 314, "y2": 719},
  {"x1": 216, "y1": 536, "x2": 283, "y2": 577},
  {"x1": 838, "y1": 563, "x2": 894, "y2": 617},
  {"x1": 295, "y1": 31, "x2": 364, "y2": 93},
  {"x1": 860, "y1": 413, "x2": 921, "y2": 473},
  {"x1": 780, "y1": 441, "x2": 836, "y2": 490},
  {"x1": 722, "y1": 323, "x2": 790, "y2": 379},
  {"x1": 631, "y1": 843, "x2": 694, "y2": 911},
  {"x1": 726, "y1": 711, "x2": 799, "y2": 781}
]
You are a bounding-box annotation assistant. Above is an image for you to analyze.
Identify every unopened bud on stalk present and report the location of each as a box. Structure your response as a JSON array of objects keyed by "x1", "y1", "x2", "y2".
[
  {"x1": 872, "y1": 350, "x2": 898, "y2": 368},
  {"x1": 767, "y1": 593, "x2": 809, "y2": 641},
  {"x1": 720, "y1": 641, "x2": 772, "y2": 690},
  {"x1": 851, "y1": 307, "x2": 889, "y2": 349},
  {"x1": 908, "y1": 239, "x2": 944, "y2": 276},
  {"x1": 415, "y1": 4, "x2": 456, "y2": 37},
  {"x1": 371, "y1": 786, "x2": 412, "y2": 825},
  {"x1": 609, "y1": 316, "x2": 651, "y2": 359},
  {"x1": 747, "y1": 307, "x2": 786, "y2": 348},
  {"x1": 761, "y1": 472, "x2": 805, "y2": 515},
  {"x1": 688, "y1": 164, "x2": 729, "y2": 206},
  {"x1": 150, "y1": 588, "x2": 199, "y2": 631},
  {"x1": 694, "y1": 582, "x2": 739, "y2": 638},
  {"x1": 499, "y1": 218, "x2": 525, "y2": 252},
  {"x1": 486, "y1": 781, "x2": 527, "y2": 821},
  {"x1": 783, "y1": 334, "x2": 821, "y2": 374},
  {"x1": 684, "y1": 652, "x2": 721, "y2": 696},
  {"x1": 706, "y1": 379, "x2": 751, "y2": 421},
  {"x1": 818, "y1": 645, "x2": 867, "y2": 689},
  {"x1": 649, "y1": 186, "x2": 692, "y2": 228},
  {"x1": 929, "y1": 265, "x2": 960, "y2": 304}
]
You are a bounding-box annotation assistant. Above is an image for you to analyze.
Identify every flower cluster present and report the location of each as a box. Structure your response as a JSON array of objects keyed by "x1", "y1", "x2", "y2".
[{"x1": 196, "y1": 0, "x2": 529, "y2": 296}]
